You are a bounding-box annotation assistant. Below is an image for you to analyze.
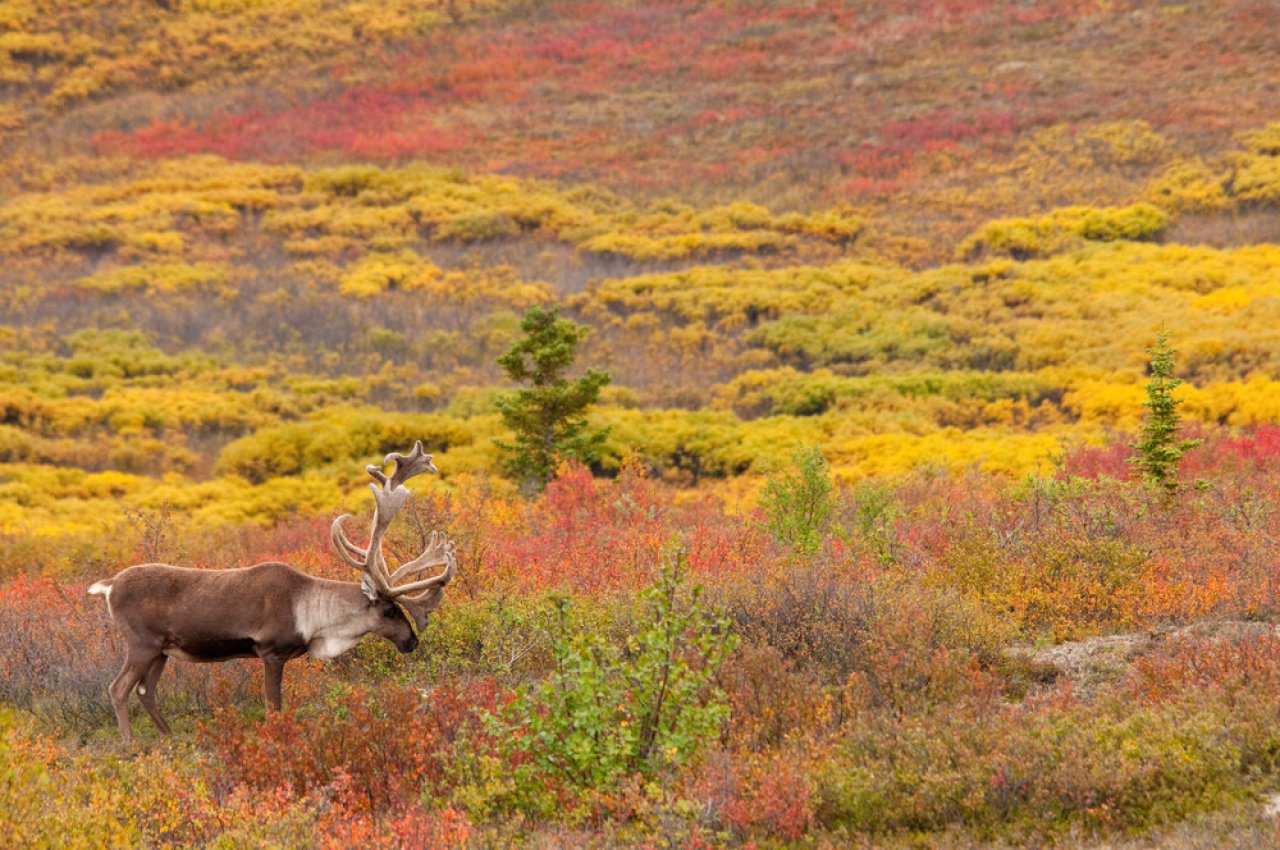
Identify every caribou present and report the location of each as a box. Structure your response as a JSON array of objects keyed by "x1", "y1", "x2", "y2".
[{"x1": 87, "y1": 441, "x2": 456, "y2": 745}]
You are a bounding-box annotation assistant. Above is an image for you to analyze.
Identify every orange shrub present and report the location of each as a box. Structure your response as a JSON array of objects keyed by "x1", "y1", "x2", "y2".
[
  {"x1": 200, "y1": 682, "x2": 444, "y2": 813},
  {"x1": 694, "y1": 749, "x2": 817, "y2": 842}
]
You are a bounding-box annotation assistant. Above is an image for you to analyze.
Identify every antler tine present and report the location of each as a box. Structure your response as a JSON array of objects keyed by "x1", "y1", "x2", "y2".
[
  {"x1": 333, "y1": 442, "x2": 450, "y2": 601},
  {"x1": 329, "y1": 514, "x2": 369, "y2": 561},
  {"x1": 383, "y1": 440, "x2": 438, "y2": 491},
  {"x1": 389, "y1": 531, "x2": 451, "y2": 582},
  {"x1": 360, "y1": 481, "x2": 412, "y2": 591},
  {"x1": 387, "y1": 542, "x2": 457, "y2": 600},
  {"x1": 331, "y1": 513, "x2": 395, "y2": 595}
]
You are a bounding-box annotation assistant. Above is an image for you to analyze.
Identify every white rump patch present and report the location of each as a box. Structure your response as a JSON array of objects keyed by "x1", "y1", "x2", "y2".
[{"x1": 87, "y1": 581, "x2": 113, "y2": 618}]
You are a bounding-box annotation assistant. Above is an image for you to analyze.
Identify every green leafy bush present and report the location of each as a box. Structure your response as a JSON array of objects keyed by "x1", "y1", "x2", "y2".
[
  {"x1": 482, "y1": 555, "x2": 737, "y2": 818},
  {"x1": 760, "y1": 444, "x2": 834, "y2": 557}
]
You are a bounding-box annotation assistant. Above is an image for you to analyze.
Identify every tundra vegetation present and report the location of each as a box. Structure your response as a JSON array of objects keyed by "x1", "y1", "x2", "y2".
[{"x1": 4, "y1": 0, "x2": 1280, "y2": 847}]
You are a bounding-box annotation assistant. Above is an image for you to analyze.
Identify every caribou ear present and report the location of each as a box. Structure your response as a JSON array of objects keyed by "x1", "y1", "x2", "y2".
[
  {"x1": 360, "y1": 574, "x2": 380, "y2": 603},
  {"x1": 399, "y1": 589, "x2": 445, "y2": 631}
]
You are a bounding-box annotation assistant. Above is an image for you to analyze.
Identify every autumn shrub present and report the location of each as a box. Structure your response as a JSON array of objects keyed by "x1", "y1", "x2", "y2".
[
  {"x1": 720, "y1": 555, "x2": 1013, "y2": 698},
  {"x1": 318, "y1": 802, "x2": 474, "y2": 850},
  {"x1": 915, "y1": 475, "x2": 1156, "y2": 639},
  {"x1": 480, "y1": 557, "x2": 737, "y2": 820},
  {"x1": 759, "y1": 444, "x2": 835, "y2": 558},
  {"x1": 956, "y1": 203, "x2": 1168, "y2": 260},
  {"x1": 215, "y1": 409, "x2": 476, "y2": 483},
  {"x1": 410, "y1": 590, "x2": 639, "y2": 687},
  {"x1": 1227, "y1": 122, "x2": 1280, "y2": 206},
  {"x1": 1210, "y1": 423, "x2": 1280, "y2": 470},
  {"x1": 964, "y1": 525, "x2": 1149, "y2": 640},
  {"x1": 0, "y1": 710, "x2": 135, "y2": 848},
  {"x1": 488, "y1": 460, "x2": 673, "y2": 593},
  {"x1": 694, "y1": 747, "x2": 818, "y2": 843},
  {"x1": 0, "y1": 575, "x2": 121, "y2": 730},
  {"x1": 75, "y1": 262, "x2": 228, "y2": 295},
  {"x1": 0, "y1": 714, "x2": 270, "y2": 847},
  {"x1": 840, "y1": 580, "x2": 1016, "y2": 718},
  {"x1": 719, "y1": 641, "x2": 833, "y2": 751},
  {"x1": 937, "y1": 458, "x2": 1280, "y2": 634},
  {"x1": 717, "y1": 555, "x2": 876, "y2": 683},
  {"x1": 0, "y1": 525, "x2": 135, "y2": 580},
  {"x1": 1147, "y1": 158, "x2": 1232, "y2": 212},
  {"x1": 1127, "y1": 632, "x2": 1280, "y2": 708},
  {"x1": 818, "y1": 676, "x2": 1279, "y2": 841},
  {"x1": 198, "y1": 679, "x2": 493, "y2": 815},
  {"x1": 1058, "y1": 440, "x2": 1134, "y2": 481}
]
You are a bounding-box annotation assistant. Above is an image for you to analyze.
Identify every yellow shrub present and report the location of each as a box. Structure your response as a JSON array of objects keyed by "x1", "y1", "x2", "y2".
[
  {"x1": 338, "y1": 250, "x2": 440, "y2": 298},
  {"x1": 956, "y1": 203, "x2": 1168, "y2": 261},
  {"x1": 75, "y1": 261, "x2": 228, "y2": 294},
  {"x1": 0, "y1": 712, "x2": 135, "y2": 848},
  {"x1": 1228, "y1": 151, "x2": 1280, "y2": 206},
  {"x1": 1146, "y1": 158, "x2": 1231, "y2": 212}
]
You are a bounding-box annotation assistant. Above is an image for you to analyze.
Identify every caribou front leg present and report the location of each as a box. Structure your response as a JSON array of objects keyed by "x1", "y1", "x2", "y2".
[{"x1": 261, "y1": 655, "x2": 287, "y2": 712}]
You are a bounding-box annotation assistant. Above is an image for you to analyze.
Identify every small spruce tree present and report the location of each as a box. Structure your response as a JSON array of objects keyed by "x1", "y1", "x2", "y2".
[
  {"x1": 1130, "y1": 332, "x2": 1201, "y2": 496},
  {"x1": 494, "y1": 305, "x2": 611, "y2": 493}
]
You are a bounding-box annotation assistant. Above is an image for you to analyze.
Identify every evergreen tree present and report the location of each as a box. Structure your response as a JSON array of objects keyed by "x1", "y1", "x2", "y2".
[
  {"x1": 494, "y1": 305, "x2": 611, "y2": 493},
  {"x1": 1130, "y1": 332, "x2": 1201, "y2": 496}
]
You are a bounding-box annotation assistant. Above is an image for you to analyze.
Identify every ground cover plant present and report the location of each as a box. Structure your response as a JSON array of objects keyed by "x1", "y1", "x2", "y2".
[{"x1": 4, "y1": 0, "x2": 1280, "y2": 847}]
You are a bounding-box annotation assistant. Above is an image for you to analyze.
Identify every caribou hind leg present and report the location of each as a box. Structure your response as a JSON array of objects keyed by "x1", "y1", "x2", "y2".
[
  {"x1": 108, "y1": 649, "x2": 160, "y2": 746},
  {"x1": 135, "y1": 655, "x2": 171, "y2": 735}
]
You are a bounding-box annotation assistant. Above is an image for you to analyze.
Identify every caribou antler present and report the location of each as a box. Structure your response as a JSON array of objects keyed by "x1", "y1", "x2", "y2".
[{"x1": 330, "y1": 441, "x2": 456, "y2": 611}]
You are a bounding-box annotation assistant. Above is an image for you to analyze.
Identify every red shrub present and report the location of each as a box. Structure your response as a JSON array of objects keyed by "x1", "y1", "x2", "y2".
[
  {"x1": 200, "y1": 682, "x2": 444, "y2": 813},
  {"x1": 1127, "y1": 633, "x2": 1280, "y2": 706},
  {"x1": 199, "y1": 677, "x2": 505, "y2": 815},
  {"x1": 319, "y1": 802, "x2": 473, "y2": 850},
  {"x1": 695, "y1": 749, "x2": 816, "y2": 842},
  {"x1": 1217, "y1": 424, "x2": 1280, "y2": 468},
  {"x1": 1058, "y1": 441, "x2": 1134, "y2": 481},
  {"x1": 472, "y1": 461, "x2": 763, "y2": 594}
]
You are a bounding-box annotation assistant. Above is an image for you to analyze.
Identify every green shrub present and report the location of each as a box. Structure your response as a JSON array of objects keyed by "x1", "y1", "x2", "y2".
[
  {"x1": 482, "y1": 555, "x2": 737, "y2": 819},
  {"x1": 760, "y1": 444, "x2": 834, "y2": 557}
]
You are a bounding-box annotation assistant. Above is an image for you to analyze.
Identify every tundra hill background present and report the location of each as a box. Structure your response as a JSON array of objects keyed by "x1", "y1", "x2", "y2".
[{"x1": 3, "y1": 1, "x2": 1280, "y2": 848}]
